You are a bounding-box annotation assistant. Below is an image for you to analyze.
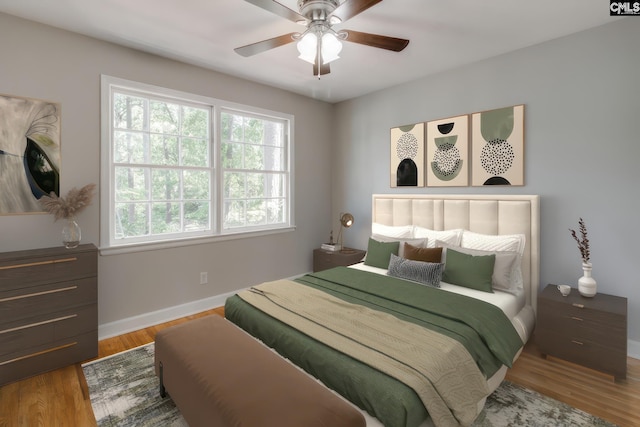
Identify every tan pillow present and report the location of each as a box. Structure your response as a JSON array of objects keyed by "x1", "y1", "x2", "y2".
[{"x1": 403, "y1": 243, "x2": 443, "y2": 263}]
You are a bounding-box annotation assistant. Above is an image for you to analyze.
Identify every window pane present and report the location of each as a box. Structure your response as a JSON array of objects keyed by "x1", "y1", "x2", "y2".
[
  {"x1": 246, "y1": 199, "x2": 266, "y2": 225},
  {"x1": 182, "y1": 106, "x2": 208, "y2": 138},
  {"x1": 115, "y1": 167, "x2": 149, "y2": 201},
  {"x1": 244, "y1": 118, "x2": 264, "y2": 144},
  {"x1": 150, "y1": 134, "x2": 179, "y2": 165},
  {"x1": 184, "y1": 201, "x2": 210, "y2": 231},
  {"x1": 246, "y1": 173, "x2": 264, "y2": 198},
  {"x1": 115, "y1": 202, "x2": 149, "y2": 238},
  {"x1": 114, "y1": 93, "x2": 146, "y2": 131},
  {"x1": 221, "y1": 142, "x2": 243, "y2": 169},
  {"x1": 244, "y1": 144, "x2": 263, "y2": 170},
  {"x1": 267, "y1": 198, "x2": 285, "y2": 223},
  {"x1": 266, "y1": 174, "x2": 284, "y2": 198},
  {"x1": 152, "y1": 169, "x2": 180, "y2": 201},
  {"x1": 182, "y1": 137, "x2": 209, "y2": 167},
  {"x1": 151, "y1": 202, "x2": 181, "y2": 234},
  {"x1": 114, "y1": 131, "x2": 148, "y2": 164},
  {"x1": 264, "y1": 121, "x2": 284, "y2": 147},
  {"x1": 183, "y1": 170, "x2": 209, "y2": 200},
  {"x1": 150, "y1": 100, "x2": 179, "y2": 134},
  {"x1": 224, "y1": 200, "x2": 245, "y2": 228},
  {"x1": 264, "y1": 146, "x2": 283, "y2": 171},
  {"x1": 223, "y1": 172, "x2": 244, "y2": 199}
]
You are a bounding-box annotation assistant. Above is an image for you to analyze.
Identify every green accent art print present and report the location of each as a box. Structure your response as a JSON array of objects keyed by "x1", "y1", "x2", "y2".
[
  {"x1": 471, "y1": 105, "x2": 524, "y2": 186},
  {"x1": 390, "y1": 123, "x2": 424, "y2": 187},
  {"x1": 426, "y1": 114, "x2": 469, "y2": 187}
]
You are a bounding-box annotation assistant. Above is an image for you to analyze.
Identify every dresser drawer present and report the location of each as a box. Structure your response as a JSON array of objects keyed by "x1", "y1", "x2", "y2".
[
  {"x1": 0, "y1": 330, "x2": 97, "y2": 385},
  {"x1": 0, "y1": 304, "x2": 97, "y2": 358},
  {"x1": 0, "y1": 277, "x2": 97, "y2": 324},
  {"x1": 0, "y1": 246, "x2": 97, "y2": 291}
]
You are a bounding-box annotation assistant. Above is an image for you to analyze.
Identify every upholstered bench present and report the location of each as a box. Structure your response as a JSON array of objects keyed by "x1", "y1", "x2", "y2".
[{"x1": 154, "y1": 314, "x2": 366, "y2": 427}]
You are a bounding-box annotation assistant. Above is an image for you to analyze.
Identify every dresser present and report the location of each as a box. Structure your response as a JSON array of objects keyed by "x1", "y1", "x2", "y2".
[
  {"x1": 0, "y1": 244, "x2": 98, "y2": 385},
  {"x1": 536, "y1": 284, "x2": 627, "y2": 380},
  {"x1": 313, "y1": 248, "x2": 366, "y2": 272}
]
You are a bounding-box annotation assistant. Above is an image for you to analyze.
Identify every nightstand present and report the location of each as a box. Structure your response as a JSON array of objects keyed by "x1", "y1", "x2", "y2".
[
  {"x1": 536, "y1": 284, "x2": 627, "y2": 380},
  {"x1": 313, "y1": 248, "x2": 366, "y2": 272}
]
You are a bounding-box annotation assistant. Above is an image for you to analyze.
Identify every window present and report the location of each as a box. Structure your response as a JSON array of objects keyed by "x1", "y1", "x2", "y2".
[{"x1": 101, "y1": 76, "x2": 293, "y2": 252}]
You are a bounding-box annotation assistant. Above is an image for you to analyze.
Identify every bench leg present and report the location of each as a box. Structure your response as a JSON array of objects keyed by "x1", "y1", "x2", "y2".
[{"x1": 159, "y1": 361, "x2": 166, "y2": 398}]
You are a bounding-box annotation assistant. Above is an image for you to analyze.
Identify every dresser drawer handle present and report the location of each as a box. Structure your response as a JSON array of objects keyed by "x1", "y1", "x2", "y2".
[
  {"x1": 0, "y1": 257, "x2": 78, "y2": 271},
  {"x1": 0, "y1": 342, "x2": 77, "y2": 366},
  {"x1": 571, "y1": 340, "x2": 584, "y2": 345},
  {"x1": 572, "y1": 303, "x2": 585, "y2": 309},
  {"x1": 0, "y1": 285, "x2": 78, "y2": 303},
  {"x1": 570, "y1": 316, "x2": 584, "y2": 321},
  {"x1": 0, "y1": 314, "x2": 78, "y2": 335}
]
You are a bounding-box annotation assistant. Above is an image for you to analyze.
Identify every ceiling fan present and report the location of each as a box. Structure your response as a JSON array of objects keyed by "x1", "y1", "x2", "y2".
[{"x1": 234, "y1": 0, "x2": 409, "y2": 76}]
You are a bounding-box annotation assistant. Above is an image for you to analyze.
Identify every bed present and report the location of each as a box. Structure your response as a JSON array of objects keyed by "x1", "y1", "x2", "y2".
[{"x1": 225, "y1": 194, "x2": 540, "y2": 427}]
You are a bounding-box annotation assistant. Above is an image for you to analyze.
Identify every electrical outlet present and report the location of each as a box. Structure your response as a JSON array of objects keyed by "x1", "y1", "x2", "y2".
[{"x1": 200, "y1": 272, "x2": 208, "y2": 285}]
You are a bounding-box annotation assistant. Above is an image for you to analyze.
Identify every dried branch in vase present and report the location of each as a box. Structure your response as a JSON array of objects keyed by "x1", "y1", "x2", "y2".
[
  {"x1": 569, "y1": 217, "x2": 590, "y2": 264},
  {"x1": 40, "y1": 183, "x2": 96, "y2": 221}
]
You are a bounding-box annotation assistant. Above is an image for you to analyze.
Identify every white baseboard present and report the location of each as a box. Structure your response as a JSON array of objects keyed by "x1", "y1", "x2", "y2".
[
  {"x1": 98, "y1": 289, "x2": 240, "y2": 340},
  {"x1": 628, "y1": 339, "x2": 640, "y2": 360}
]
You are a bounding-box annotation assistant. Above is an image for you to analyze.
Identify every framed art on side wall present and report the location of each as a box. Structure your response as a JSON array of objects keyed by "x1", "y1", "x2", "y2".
[
  {"x1": 390, "y1": 123, "x2": 424, "y2": 187},
  {"x1": 471, "y1": 104, "x2": 524, "y2": 186},
  {"x1": 426, "y1": 115, "x2": 468, "y2": 187},
  {"x1": 0, "y1": 94, "x2": 61, "y2": 214}
]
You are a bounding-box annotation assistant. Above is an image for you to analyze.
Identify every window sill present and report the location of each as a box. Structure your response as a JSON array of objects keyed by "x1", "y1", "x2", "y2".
[{"x1": 98, "y1": 226, "x2": 296, "y2": 256}]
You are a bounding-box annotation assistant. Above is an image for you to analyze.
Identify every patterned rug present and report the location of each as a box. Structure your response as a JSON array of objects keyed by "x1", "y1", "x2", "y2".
[{"x1": 82, "y1": 343, "x2": 617, "y2": 427}]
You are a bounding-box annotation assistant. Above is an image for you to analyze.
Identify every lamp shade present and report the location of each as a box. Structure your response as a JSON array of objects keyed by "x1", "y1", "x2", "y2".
[
  {"x1": 321, "y1": 32, "x2": 342, "y2": 64},
  {"x1": 340, "y1": 212, "x2": 354, "y2": 228},
  {"x1": 297, "y1": 32, "x2": 317, "y2": 64}
]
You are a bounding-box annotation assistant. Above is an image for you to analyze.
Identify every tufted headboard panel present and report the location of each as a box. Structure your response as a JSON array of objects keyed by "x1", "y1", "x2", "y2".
[{"x1": 372, "y1": 194, "x2": 540, "y2": 312}]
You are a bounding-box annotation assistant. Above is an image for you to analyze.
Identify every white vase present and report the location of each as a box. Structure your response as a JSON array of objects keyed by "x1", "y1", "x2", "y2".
[
  {"x1": 578, "y1": 262, "x2": 597, "y2": 297},
  {"x1": 62, "y1": 217, "x2": 81, "y2": 249}
]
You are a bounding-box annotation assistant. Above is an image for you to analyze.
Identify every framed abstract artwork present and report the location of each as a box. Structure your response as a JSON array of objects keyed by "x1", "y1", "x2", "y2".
[
  {"x1": 390, "y1": 123, "x2": 424, "y2": 187},
  {"x1": 0, "y1": 94, "x2": 61, "y2": 214},
  {"x1": 425, "y1": 115, "x2": 469, "y2": 187},
  {"x1": 471, "y1": 104, "x2": 524, "y2": 186}
]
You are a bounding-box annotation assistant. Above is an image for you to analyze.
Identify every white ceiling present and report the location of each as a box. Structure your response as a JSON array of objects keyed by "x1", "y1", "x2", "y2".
[{"x1": 0, "y1": 0, "x2": 618, "y2": 103}]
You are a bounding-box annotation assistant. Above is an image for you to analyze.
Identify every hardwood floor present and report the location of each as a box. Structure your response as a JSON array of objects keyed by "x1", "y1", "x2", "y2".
[{"x1": 1, "y1": 306, "x2": 638, "y2": 427}]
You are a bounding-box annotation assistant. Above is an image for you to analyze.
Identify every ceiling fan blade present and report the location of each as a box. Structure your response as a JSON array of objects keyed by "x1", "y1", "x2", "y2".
[
  {"x1": 342, "y1": 29, "x2": 409, "y2": 52},
  {"x1": 234, "y1": 33, "x2": 297, "y2": 57},
  {"x1": 242, "y1": 0, "x2": 307, "y2": 23},
  {"x1": 313, "y1": 61, "x2": 331, "y2": 76},
  {"x1": 331, "y1": 0, "x2": 383, "y2": 22}
]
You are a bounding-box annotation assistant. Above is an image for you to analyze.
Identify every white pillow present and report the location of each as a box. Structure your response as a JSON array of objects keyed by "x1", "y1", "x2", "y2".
[
  {"x1": 413, "y1": 227, "x2": 463, "y2": 248},
  {"x1": 371, "y1": 234, "x2": 428, "y2": 258},
  {"x1": 371, "y1": 223, "x2": 414, "y2": 239},
  {"x1": 461, "y1": 230, "x2": 526, "y2": 256},
  {"x1": 440, "y1": 243, "x2": 523, "y2": 293}
]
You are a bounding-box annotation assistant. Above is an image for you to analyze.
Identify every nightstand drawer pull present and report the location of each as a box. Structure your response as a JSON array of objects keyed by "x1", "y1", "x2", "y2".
[
  {"x1": 572, "y1": 303, "x2": 584, "y2": 308},
  {"x1": 0, "y1": 342, "x2": 77, "y2": 366},
  {"x1": 570, "y1": 316, "x2": 583, "y2": 321},
  {"x1": 0, "y1": 314, "x2": 78, "y2": 335},
  {"x1": 571, "y1": 340, "x2": 584, "y2": 345}
]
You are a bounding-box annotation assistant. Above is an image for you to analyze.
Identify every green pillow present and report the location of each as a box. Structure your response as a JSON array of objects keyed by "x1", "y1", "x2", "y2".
[
  {"x1": 364, "y1": 238, "x2": 400, "y2": 269},
  {"x1": 442, "y1": 248, "x2": 495, "y2": 292}
]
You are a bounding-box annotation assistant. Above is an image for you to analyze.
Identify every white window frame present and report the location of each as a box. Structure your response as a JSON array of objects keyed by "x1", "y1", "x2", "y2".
[{"x1": 100, "y1": 75, "x2": 294, "y2": 255}]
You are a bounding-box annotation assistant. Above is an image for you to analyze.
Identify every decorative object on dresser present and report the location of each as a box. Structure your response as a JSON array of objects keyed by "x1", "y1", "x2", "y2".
[
  {"x1": 569, "y1": 217, "x2": 597, "y2": 297},
  {"x1": 0, "y1": 244, "x2": 98, "y2": 386},
  {"x1": 536, "y1": 284, "x2": 627, "y2": 381},
  {"x1": 313, "y1": 248, "x2": 365, "y2": 272},
  {"x1": 40, "y1": 183, "x2": 96, "y2": 248}
]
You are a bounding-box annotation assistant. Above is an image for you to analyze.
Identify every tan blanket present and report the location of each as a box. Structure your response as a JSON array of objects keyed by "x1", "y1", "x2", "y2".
[{"x1": 238, "y1": 279, "x2": 490, "y2": 427}]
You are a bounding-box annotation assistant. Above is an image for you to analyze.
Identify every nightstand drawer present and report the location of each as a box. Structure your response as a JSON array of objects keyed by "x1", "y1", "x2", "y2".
[{"x1": 313, "y1": 248, "x2": 366, "y2": 272}]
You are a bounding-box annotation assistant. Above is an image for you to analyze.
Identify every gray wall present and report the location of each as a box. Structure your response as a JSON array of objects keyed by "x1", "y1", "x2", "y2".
[
  {"x1": 333, "y1": 18, "x2": 640, "y2": 349},
  {"x1": 0, "y1": 13, "x2": 333, "y2": 327}
]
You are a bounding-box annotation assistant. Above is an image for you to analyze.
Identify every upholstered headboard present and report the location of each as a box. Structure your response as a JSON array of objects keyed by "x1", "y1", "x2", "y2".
[{"x1": 372, "y1": 194, "x2": 540, "y2": 313}]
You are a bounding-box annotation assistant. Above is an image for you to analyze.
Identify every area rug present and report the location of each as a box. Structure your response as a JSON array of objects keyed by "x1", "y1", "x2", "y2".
[{"x1": 82, "y1": 343, "x2": 617, "y2": 427}]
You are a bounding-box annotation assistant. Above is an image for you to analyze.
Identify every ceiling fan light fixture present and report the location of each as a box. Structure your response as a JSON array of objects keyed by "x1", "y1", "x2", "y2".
[
  {"x1": 321, "y1": 32, "x2": 342, "y2": 64},
  {"x1": 296, "y1": 32, "x2": 318, "y2": 64}
]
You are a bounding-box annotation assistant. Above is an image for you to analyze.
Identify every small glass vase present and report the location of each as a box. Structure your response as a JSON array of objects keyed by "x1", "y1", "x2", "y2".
[
  {"x1": 578, "y1": 262, "x2": 597, "y2": 297},
  {"x1": 62, "y1": 217, "x2": 81, "y2": 249}
]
